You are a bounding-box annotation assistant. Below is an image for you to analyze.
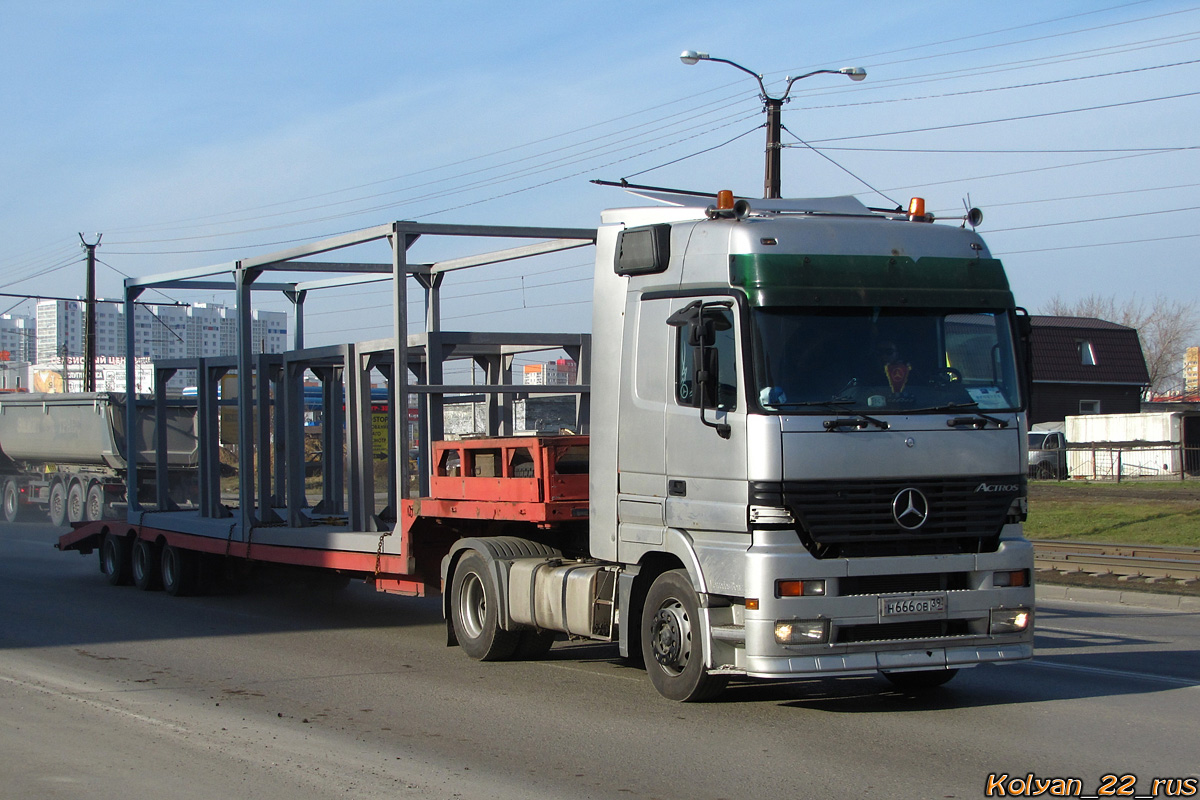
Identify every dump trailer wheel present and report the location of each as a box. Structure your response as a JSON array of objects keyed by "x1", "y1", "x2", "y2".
[
  {"x1": 86, "y1": 484, "x2": 106, "y2": 522},
  {"x1": 67, "y1": 482, "x2": 85, "y2": 524},
  {"x1": 641, "y1": 569, "x2": 728, "y2": 702},
  {"x1": 160, "y1": 544, "x2": 200, "y2": 597},
  {"x1": 101, "y1": 534, "x2": 132, "y2": 586},
  {"x1": 883, "y1": 669, "x2": 958, "y2": 692},
  {"x1": 3, "y1": 480, "x2": 21, "y2": 523},
  {"x1": 131, "y1": 538, "x2": 162, "y2": 591},
  {"x1": 48, "y1": 482, "x2": 67, "y2": 526},
  {"x1": 450, "y1": 550, "x2": 519, "y2": 661}
]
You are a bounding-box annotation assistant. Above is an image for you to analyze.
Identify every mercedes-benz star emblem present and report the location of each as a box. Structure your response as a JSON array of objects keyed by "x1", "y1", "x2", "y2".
[{"x1": 892, "y1": 488, "x2": 929, "y2": 530}]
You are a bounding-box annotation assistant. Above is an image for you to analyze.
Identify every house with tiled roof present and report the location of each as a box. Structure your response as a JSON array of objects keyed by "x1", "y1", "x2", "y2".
[{"x1": 1028, "y1": 316, "x2": 1150, "y2": 424}]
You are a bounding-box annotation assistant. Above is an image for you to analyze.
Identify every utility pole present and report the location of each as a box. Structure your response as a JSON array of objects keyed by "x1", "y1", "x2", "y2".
[{"x1": 79, "y1": 233, "x2": 102, "y2": 392}]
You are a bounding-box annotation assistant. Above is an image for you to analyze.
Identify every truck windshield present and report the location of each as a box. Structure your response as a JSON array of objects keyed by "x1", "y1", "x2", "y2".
[{"x1": 751, "y1": 307, "x2": 1022, "y2": 414}]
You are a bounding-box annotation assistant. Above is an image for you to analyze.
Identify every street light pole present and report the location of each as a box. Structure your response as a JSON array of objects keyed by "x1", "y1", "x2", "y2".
[{"x1": 680, "y1": 52, "x2": 866, "y2": 199}]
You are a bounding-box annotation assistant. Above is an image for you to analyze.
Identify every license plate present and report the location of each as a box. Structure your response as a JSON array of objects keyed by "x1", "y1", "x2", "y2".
[{"x1": 880, "y1": 593, "x2": 947, "y2": 618}]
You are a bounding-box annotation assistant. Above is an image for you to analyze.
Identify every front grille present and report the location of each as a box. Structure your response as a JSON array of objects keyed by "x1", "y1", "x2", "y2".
[
  {"x1": 840, "y1": 572, "x2": 970, "y2": 596},
  {"x1": 835, "y1": 619, "x2": 970, "y2": 644},
  {"x1": 754, "y1": 476, "x2": 1022, "y2": 559}
]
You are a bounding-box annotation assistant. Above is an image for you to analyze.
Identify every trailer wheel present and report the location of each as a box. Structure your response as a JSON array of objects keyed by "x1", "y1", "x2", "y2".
[
  {"x1": 883, "y1": 669, "x2": 958, "y2": 692},
  {"x1": 641, "y1": 569, "x2": 728, "y2": 702},
  {"x1": 3, "y1": 480, "x2": 21, "y2": 523},
  {"x1": 160, "y1": 544, "x2": 200, "y2": 597},
  {"x1": 450, "y1": 551, "x2": 519, "y2": 661},
  {"x1": 101, "y1": 534, "x2": 132, "y2": 586},
  {"x1": 86, "y1": 484, "x2": 106, "y2": 522},
  {"x1": 48, "y1": 482, "x2": 67, "y2": 527},
  {"x1": 131, "y1": 539, "x2": 162, "y2": 591},
  {"x1": 67, "y1": 482, "x2": 85, "y2": 524}
]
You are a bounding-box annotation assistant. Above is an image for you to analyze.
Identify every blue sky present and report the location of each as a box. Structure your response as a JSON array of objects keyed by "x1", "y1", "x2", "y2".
[{"x1": 1, "y1": 1, "x2": 1198, "y2": 349}]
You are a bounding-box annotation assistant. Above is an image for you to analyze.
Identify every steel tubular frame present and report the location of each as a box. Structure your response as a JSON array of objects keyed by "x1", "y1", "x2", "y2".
[{"x1": 120, "y1": 220, "x2": 597, "y2": 564}]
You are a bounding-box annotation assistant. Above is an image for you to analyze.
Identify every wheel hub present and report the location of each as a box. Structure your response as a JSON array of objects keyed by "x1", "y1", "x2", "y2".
[{"x1": 651, "y1": 607, "x2": 685, "y2": 667}]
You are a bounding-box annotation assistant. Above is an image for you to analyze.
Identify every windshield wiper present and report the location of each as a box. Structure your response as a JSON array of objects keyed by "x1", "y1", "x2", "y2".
[
  {"x1": 772, "y1": 399, "x2": 889, "y2": 430},
  {"x1": 910, "y1": 402, "x2": 1009, "y2": 429}
]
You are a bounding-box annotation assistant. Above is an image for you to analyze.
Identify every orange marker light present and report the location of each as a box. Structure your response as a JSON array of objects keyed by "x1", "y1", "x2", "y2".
[
  {"x1": 717, "y1": 190, "x2": 735, "y2": 210},
  {"x1": 777, "y1": 580, "x2": 803, "y2": 597},
  {"x1": 908, "y1": 197, "x2": 926, "y2": 218}
]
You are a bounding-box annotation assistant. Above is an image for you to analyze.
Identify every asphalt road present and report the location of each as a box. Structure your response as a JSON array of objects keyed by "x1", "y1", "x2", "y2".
[{"x1": 2, "y1": 520, "x2": 1198, "y2": 800}]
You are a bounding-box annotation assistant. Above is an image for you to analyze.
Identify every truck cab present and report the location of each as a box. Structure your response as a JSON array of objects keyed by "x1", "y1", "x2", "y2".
[{"x1": 573, "y1": 193, "x2": 1034, "y2": 699}]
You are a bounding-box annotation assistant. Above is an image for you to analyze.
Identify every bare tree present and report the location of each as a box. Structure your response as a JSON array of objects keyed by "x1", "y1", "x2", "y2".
[{"x1": 1040, "y1": 293, "x2": 1199, "y2": 395}]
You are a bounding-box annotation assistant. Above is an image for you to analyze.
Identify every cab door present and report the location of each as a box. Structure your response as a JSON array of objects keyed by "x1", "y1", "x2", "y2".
[{"x1": 663, "y1": 298, "x2": 748, "y2": 535}]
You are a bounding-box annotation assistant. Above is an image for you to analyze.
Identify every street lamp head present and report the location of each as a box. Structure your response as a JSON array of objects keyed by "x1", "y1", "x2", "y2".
[
  {"x1": 680, "y1": 50, "x2": 708, "y2": 66},
  {"x1": 839, "y1": 66, "x2": 867, "y2": 81}
]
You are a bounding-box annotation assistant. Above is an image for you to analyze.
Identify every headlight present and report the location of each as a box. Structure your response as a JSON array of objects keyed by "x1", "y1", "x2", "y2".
[
  {"x1": 774, "y1": 618, "x2": 829, "y2": 645},
  {"x1": 990, "y1": 607, "x2": 1032, "y2": 634}
]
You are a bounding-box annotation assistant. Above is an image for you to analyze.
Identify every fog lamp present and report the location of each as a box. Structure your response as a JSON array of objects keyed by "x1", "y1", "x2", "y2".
[
  {"x1": 774, "y1": 618, "x2": 829, "y2": 645},
  {"x1": 990, "y1": 607, "x2": 1032, "y2": 634}
]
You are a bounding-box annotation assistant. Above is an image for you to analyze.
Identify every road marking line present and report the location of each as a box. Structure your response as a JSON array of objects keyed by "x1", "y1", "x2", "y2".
[
  {"x1": 0, "y1": 672, "x2": 192, "y2": 735},
  {"x1": 1024, "y1": 659, "x2": 1198, "y2": 688}
]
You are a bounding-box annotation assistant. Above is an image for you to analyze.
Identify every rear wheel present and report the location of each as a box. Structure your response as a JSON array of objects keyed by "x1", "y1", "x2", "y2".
[
  {"x1": 101, "y1": 534, "x2": 132, "y2": 586},
  {"x1": 883, "y1": 669, "x2": 959, "y2": 692},
  {"x1": 86, "y1": 484, "x2": 106, "y2": 521},
  {"x1": 131, "y1": 538, "x2": 161, "y2": 591},
  {"x1": 3, "y1": 480, "x2": 21, "y2": 523},
  {"x1": 161, "y1": 544, "x2": 200, "y2": 597},
  {"x1": 450, "y1": 551, "x2": 519, "y2": 661},
  {"x1": 48, "y1": 482, "x2": 67, "y2": 526},
  {"x1": 641, "y1": 569, "x2": 728, "y2": 702},
  {"x1": 67, "y1": 482, "x2": 85, "y2": 523}
]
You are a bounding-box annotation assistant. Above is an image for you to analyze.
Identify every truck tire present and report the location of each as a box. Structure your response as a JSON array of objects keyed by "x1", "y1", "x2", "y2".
[
  {"x1": 131, "y1": 538, "x2": 161, "y2": 591},
  {"x1": 160, "y1": 544, "x2": 200, "y2": 597},
  {"x1": 48, "y1": 482, "x2": 67, "y2": 527},
  {"x1": 883, "y1": 669, "x2": 958, "y2": 692},
  {"x1": 641, "y1": 569, "x2": 728, "y2": 702},
  {"x1": 3, "y1": 480, "x2": 21, "y2": 523},
  {"x1": 86, "y1": 484, "x2": 106, "y2": 522},
  {"x1": 101, "y1": 534, "x2": 132, "y2": 586},
  {"x1": 450, "y1": 550, "x2": 519, "y2": 661},
  {"x1": 67, "y1": 482, "x2": 85, "y2": 524}
]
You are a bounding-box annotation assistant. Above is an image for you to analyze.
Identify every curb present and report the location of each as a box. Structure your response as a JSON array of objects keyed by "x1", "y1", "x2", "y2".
[{"x1": 1036, "y1": 583, "x2": 1200, "y2": 612}]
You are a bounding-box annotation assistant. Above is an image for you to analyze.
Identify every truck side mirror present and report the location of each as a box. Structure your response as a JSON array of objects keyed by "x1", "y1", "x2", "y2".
[{"x1": 667, "y1": 301, "x2": 731, "y2": 439}]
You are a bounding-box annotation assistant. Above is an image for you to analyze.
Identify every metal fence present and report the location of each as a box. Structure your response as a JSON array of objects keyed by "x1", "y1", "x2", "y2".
[{"x1": 1028, "y1": 443, "x2": 1200, "y2": 482}]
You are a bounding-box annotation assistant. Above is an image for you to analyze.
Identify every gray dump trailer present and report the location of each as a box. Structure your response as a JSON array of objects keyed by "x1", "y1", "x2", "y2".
[{"x1": 0, "y1": 392, "x2": 198, "y2": 524}]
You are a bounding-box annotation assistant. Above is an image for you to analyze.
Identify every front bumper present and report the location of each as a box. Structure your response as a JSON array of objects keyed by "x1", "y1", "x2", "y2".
[{"x1": 710, "y1": 528, "x2": 1035, "y2": 677}]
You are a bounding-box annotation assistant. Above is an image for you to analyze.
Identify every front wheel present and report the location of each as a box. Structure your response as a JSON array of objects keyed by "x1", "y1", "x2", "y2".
[
  {"x1": 450, "y1": 551, "x2": 519, "y2": 661},
  {"x1": 641, "y1": 569, "x2": 728, "y2": 702},
  {"x1": 883, "y1": 668, "x2": 958, "y2": 692}
]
